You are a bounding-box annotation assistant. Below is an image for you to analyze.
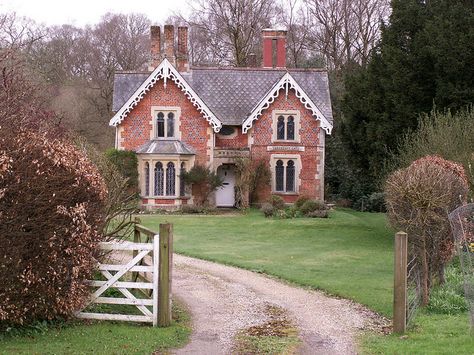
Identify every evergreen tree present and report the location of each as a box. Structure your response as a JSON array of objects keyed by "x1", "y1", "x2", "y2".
[{"x1": 339, "y1": 0, "x2": 474, "y2": 199}]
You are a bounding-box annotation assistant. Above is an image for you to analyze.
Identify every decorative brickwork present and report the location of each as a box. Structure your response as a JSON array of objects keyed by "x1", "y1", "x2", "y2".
[
  {"x1": 250, "y1": 89, "x2": 323, "y2": 203},
  {"x1": 215, "y1": 127, "x2": 248, "y2": 148},
  {"x1": 120, "y1": 79, "x2": 211, "y2": 167}
]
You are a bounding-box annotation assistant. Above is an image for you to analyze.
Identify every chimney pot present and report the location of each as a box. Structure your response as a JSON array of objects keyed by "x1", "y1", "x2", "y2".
[
  {"x1": 150, "y1": 26, "x2": 161, "y2": 69},
  {"x1": 164, "y1": 25, "x2": 175, "y2": 65},
  {"x1": 177, "y1": 26, "x2": 189, "y2": 72},
  {"x1": 262, "y1": 29, "x2": 287, "y2": 68}
]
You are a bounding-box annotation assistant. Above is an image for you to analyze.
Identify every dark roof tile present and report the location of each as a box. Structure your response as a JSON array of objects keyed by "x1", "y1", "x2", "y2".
[{"x1": 112, "y1": 67, "x2": 333, "y2": 126}]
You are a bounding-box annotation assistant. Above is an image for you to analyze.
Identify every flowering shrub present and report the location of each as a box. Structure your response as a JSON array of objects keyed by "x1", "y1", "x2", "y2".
[
  {"x1": 385, "y1": 155, "x2": 469, "y2": 305},
  {"x1": 0, "y1": 130, "x2": 107, "y2": 325}
]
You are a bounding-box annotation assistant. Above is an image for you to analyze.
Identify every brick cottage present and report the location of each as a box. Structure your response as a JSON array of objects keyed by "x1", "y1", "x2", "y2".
[{"x1": 110, "y1": 25, "x2": 333, "y2": 209}]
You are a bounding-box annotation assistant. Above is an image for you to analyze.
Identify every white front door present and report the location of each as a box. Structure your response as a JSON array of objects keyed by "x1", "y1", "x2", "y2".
[{"x1": 216, "y1": 165, "x2": 235, "y2": 207}]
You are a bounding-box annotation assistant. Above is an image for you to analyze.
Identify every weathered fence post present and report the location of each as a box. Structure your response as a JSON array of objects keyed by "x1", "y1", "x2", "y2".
[
  {"x1": 132, "y1": 217, "x2": 141, "y2": 282},
  {"x1": 158, "y1": 223, "x2": 173, "y2": 327},
  {"x1": 393, "y1": 231, "x2": 408, "y2": 333}
]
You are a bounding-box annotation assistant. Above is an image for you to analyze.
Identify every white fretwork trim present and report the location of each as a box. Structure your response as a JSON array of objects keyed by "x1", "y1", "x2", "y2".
[
  {"x1": 242, "y1": 73, "x2": 333, "y2": 134},
  {"x1": 109, "y1": 58, "x2": 222, "y2": 132}
]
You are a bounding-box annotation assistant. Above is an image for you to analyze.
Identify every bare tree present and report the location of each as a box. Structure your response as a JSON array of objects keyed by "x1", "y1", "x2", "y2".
[
  {"x1": 277, "y1": 0, "x2": 313, "y2": 67},
  {"x1": 0, "y1": 13, "x2": 44, "y2": 50},
  {"x1": 304, "y1": 0, "x2": 389, "y2": 69},
  {"x1": 184, "y1": 0, "x2": 277, "y2": 66}
]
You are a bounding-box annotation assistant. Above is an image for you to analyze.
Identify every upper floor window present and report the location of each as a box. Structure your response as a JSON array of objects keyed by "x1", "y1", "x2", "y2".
[
  {"x1": 155, "y1": 111, "x2": 176, "y2": 138},
  {"x1": 273, "y1": 112, "x2": 299, "y2": 142}
]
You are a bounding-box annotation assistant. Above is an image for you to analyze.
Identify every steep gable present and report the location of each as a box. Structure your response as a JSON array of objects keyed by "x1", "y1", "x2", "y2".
[{"x1": 110, "y1": 58, "x2": 222, "y2": 132}]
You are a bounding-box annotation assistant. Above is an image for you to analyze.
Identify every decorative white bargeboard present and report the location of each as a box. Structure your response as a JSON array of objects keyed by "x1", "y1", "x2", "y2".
[{"x1": 76, "y1": 235, "x2": 160, "y2": 326}]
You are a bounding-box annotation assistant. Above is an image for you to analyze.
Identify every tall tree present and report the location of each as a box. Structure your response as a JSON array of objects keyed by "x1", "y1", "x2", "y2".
[
  {"x1": 185, "y1": 0, "x2": 277, "y2": 66},
  {"x1": 340, "y1": 0, "x2": 474, "y2": 197}
]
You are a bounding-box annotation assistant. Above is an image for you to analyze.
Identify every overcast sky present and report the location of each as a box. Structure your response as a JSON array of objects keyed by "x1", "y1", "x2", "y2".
[{"x1": 1, "y1": 0, "x2": 190, "y2": 27}]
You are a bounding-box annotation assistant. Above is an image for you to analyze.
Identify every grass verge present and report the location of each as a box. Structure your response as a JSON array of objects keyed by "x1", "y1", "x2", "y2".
[
  {"x1": 361, "y1": 312, "x2": 474, "y2": 354},
  {"x1": 0, "y1": 302, "x2": 191, "y2": 355}
]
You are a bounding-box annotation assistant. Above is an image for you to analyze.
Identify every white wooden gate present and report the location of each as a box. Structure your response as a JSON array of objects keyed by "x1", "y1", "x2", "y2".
[{"x1": 77, "y1": 235, "x2": 160, "y2": 325}]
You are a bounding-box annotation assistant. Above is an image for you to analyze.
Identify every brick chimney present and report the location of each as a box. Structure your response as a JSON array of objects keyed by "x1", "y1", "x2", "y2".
[
  {"x1": 262, "y1": 29, "x2": 287, "y2": 68},
  {"x1": 163, "y1": 25, "x2": 175, "y2": 65},
  {"x1": 150, "y1": 26, "x2": 161, "y2": 69},
  {"x1": 177, "y1": 26, "x2": 189, "y2": 72}
]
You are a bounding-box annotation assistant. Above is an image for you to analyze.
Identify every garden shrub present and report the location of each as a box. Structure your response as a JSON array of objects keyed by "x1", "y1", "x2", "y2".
[
  {"x1": 385, "y1": 155, "x2": 469, "y2": 305},
  {"x1": 182, "y1": 165, "x2": 223, "y2": 206},
  {"x1": 299, "y1": 199, "x2": 326, "y2": 216},
  {"x1": 306, "y1": 210, "x2": 329, "y2": 218},
  {"x1": 269, "y1": 195, "x2": 285, "y2": 210},
  {"x1": 353, "y1": 192, "x2": 386, "y2": 212},
  {"x1": 104, "y1": 148, "x2": 138, "y2": 192},
  {"x1": 180, "y1": 205, "x2": 204, "y2": 214},
  {"x1": 249, "y1": 159, "x2": 272, "y2": 204},
  {"x1": 260, "y1": 202, "x2": 275, "y2": 217},
  {"x1": 0, "y1": 130, "x2": 107, "y2": 326},
  {"x1": 294, "y1": 195, "x2": 311, "y2": 210}
]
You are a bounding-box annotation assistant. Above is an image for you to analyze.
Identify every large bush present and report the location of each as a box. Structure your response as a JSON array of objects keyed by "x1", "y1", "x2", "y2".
[
  {"x1": 182, "y1": 164, "x2": 223, "y2": 206},
  {"x1": 393, "y1": 106, "x2": 474, "y2": 191},
  {"x1": 0, "y1": 130, "x2": 107, "y2": 325},
  {"x1": 385, "y1": 155, "x2": 469, "y2": 305},
  {"x1": 104, "y1": 148, "x2": 138, "y2": 192}
]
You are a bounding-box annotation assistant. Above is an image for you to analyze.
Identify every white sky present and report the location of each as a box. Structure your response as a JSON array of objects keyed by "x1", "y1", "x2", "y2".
[{"x1": 1, "y1": 0, "x2": 191, "y2": 27}]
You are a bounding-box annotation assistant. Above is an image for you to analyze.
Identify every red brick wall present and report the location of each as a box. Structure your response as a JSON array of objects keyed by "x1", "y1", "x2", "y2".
[
  {"x1": 250, "y1": 88, "x2": 322, "y2": 203},
  {"x1": 119, "y1": 80, "x2": 211, "y2": 165},
  {"x1": 215, "y1": 127, "x2": 248, "y2": 149}
]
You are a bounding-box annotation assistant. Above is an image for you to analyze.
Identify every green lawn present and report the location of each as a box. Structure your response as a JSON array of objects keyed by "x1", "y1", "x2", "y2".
[
  {"x1": 0, "y1": 304, "x2": 190, "y2": 354},
  {"x1": 139, "y1": 208, "x2": 395, "y2": 316},
  {"x1": 362, "y1": 312, "x2": 474, "y2": 354},
  {"x1": 140, "y1": 208, "x2": 474, "y2": 354}
]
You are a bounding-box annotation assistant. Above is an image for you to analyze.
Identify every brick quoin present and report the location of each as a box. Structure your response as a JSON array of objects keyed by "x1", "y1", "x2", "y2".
[
  {"x1": 250, "y1": 88, "x2": 322, "y2": 203},
  {"x1": 120, "y1": 80, "x2": 211, "y2": 166}
]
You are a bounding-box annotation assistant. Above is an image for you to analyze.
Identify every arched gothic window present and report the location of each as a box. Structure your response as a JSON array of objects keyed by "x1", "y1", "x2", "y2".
[
  {"x1": 180, "y1": 162, "x2": 186, "y2": 197},
  {"x1": 156, "y1": 112, "x2": 165, "y2": 137},
  {"x1": 286, "y1": 160, "x2": 295, "y2": 192},
  {"x1": 144, "y1": 162, "x2": 150, "y2": 196},
  {"x1": 287, "y1": 116, "x2": 295, "y2": 140},
  {"x1": 166, "y1": 162, "x2": 175, "y2": 196},
  {"x1": 277, "y1": 115, "x2": 285, "y2": 140},
  {"x1": 154, "y1": 162, "x2": 164, "y2": 196},
  {"x1": 275, "y1": 160, "x2": 284, "y2": 192},
  {"x1": 167, "y1": 112, "x2": 175, "y2": 137}
]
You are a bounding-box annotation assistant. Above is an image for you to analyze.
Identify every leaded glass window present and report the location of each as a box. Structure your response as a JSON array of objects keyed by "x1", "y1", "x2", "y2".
[
  {"x1": 144, "y1": 162, "x2": 150, "y2": 196},
  {"x1": 287, "y1": 116, "x2": 295, "y2": 140},
  {"x1": 180, "y1": 162, "x2": 186, "y2": 197},
  {"x1": 277, "y1": 116, "x2": 285, "y2": 140},
  {"x1": 166, "y1": 162, "x2": 175, "y2": 196},
  {"x1": 156, "y1": 112, "x2": 165, "y2": 137},
  {"x1": 167, "y1": 112, "x2": 175, "y2": 137},
  {"x1": 286, "y1": 160, "x2": 295, "y2": 192},
  {"x1": 275, "y1": 160, "x2": 284, "y2": 192},
  {"x1": 154, "y1": 162, "x2": 164, "y2": 196}
]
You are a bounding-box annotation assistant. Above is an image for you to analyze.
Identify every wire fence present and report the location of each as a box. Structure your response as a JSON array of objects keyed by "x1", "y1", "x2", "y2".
[
  {"x1": 406, "y1": 253, "x2": 422, "y2": 325},
  {"x1": 448, "y1": 203, "x2": 474, "y2": 329}
]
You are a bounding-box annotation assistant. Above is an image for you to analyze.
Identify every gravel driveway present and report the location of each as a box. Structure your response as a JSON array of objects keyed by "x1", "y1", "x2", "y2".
[{"x1": 172, "y1": 254, "x2": 386, "y2": 354}]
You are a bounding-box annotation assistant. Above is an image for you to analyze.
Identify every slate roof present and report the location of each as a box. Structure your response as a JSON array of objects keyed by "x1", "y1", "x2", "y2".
[
  {"x1": 112, "y1": 67, "x2": 333, "y2": 126},
  {"x1": 136, "y1": 139, "x2": 195, "y2": 155}
]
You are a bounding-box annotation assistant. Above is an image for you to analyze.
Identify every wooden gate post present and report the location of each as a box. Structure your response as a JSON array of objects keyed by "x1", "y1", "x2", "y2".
[
  {"x1": 158, "y1": 223, "x2": 173, "y2": 327},
  {"x1": 393, "y1": 231, "x2": 408, "y2": 333}
]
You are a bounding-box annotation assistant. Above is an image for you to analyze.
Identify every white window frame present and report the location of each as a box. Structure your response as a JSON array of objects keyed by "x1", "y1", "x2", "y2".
[
  {"x1": 150, "y1": 106, "x2": 181, "y2": 140},
  {"x1": 271, "y1": 110, "x2": 301, "y2": 143},
  {"x1": 270, "y1": 154, "x2": 301, "y2": 194}
]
